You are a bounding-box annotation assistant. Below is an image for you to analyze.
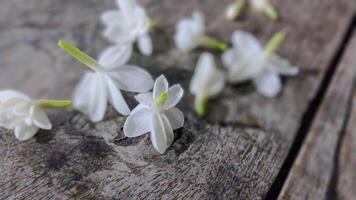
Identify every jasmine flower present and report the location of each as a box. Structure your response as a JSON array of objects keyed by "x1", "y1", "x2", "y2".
[
  {"x1": 0, "y1": 90, "x2": 71, "y2": 141},
  {"x1": 101, "y1": 0, "x2": 153, "y2": 56},
  {"x1": 190, "y1": 53, "x2": 225, "y2": 117},
  {"x1": 174, "y1": 11, "x2": 228, "y2": 53},
  {"x1": 222, "y1": 31, "x2": 299, "y2": 97},
  {"x1": 225, "y1": 0, "x2": 245, "y2": 21},
  {"x1": 58, "y1": 40, "x2": 154, "y2": 122},
  {"x1": 251, "y1": 0, "x2": 278, "y2": 20},
  {"x1": 123, "y1": 75, "x2": 184, "y2": 154}
]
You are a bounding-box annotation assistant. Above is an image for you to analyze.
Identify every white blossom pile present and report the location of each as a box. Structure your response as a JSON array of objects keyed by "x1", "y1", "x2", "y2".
[{"x1": 0, "y1": 0, "x2": 299, "y2": 154}]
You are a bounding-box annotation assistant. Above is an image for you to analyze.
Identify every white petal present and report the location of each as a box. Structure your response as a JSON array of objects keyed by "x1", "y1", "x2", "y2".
[
  {"x1": 117, "y1": 0, "x2": 137, "y2": 16},
  {"x1": 268, "y1": 55, "x2": 299, "y2": 76},
  {"x1": 206, "y1": 70, "x2": 225, "y2": 96},
  {"x1": 151, "y1": 113, "x2": 173, "y2": 154},
  {"x1": 174, "y1": 18, "x2": 202, "y2": 53},
  {"x1": 100, "y1": 10, "x2": 122, "y2": 26},
  {"x1": 137, "y1": 34, "x2": 153, "y2": 56},
  {"x1": 190, "y1": 53, "x2": 216, "y2": 93},
  {"x1": 73, "y1": 72, "x2": 95, "y2": 115},
  {"x1": 0, "y1": 90, "x2": 29, "y2": 102},
  {"x1": 109, "y1": 65, "x2": 154, "y2": 93},
  {"x1": 103, "y1": 23, "x2": 136, "y2": 45},
  {"x1": 123, "y1": 106, "x2": 151, "y2": 137},
  {"x1": 153, "y1": 75, "x2": 169, "y2": 99},
  {"x1": 231, "y1": 31, "x2": 263, "y2": 55},
  {"x1": 12, "y1": 101, "x2": 30, "y2": 117},
  {"x1": 98, "y1": 44, "x2": 133, "y2": 70},
  {"x1": 190, "y1": 53, "x2": 225, "y2": 96},
  {"x1": 14, "y1": 123, "x2": 39, "y2": 141},
  {"x1": 163, "y1": 107, "x2": 184, "y2": 129},
  {"x1": 89, "y1": 74, "x2": 108, "y2": 122},
  {"x1": 253, "y1": 71, "x2": 282, "y2": 98},
  {"x1": 134, "y1": 92, "x2": 153, "y2": 108},
  {"x1": 30, "y1": 105, "x2": 52, "y2": 130},
  {"x1": 164, "y1": 84, "x2": 184, "y2": 109},
  {"x1": 222, "y1": 48, "x2": 265, "y2": 83},
  {"x1": 105, "y1": 76, "x2": 131, "y2": 115}
]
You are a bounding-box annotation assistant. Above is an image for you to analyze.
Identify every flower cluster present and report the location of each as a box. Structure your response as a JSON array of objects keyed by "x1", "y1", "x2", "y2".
[{"x1": 1, "y1": 0, "x2": 299, "y2": 154}]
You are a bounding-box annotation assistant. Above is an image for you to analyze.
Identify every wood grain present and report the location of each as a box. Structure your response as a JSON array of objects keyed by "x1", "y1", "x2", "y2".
[
  {"x1": 279, "y1": 32, "x2": 356, "y2": 200},
  {"x1": 336, "y1": 70, "x2": 356, "y2": 199},
  {"x1": 0, "y1": 0, "x2": 353, "y2": 199}
]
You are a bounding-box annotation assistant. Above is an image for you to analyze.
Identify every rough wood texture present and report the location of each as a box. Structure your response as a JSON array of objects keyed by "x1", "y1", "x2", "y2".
[
  {"x1": 336, "y1": 70, "x2": 356, "y2": 199},
  {"x1": 279, "y1": 32, "x2": 356, "y2": 200},
  {"x1": 0, "y1": 0, "x2": 353, "y2": 199}
]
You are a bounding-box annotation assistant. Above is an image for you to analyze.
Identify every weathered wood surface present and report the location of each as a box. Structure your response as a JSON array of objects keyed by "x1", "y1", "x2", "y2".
[
  {"x1": 278, "y1": 32, "x2": 356, "y2": 200},
  {"x1": 337, "y1": 76, "x2": 356, "y2": 199},
  {"x1": 0, "y1": 0, "x2": 354, "y2": 199}
]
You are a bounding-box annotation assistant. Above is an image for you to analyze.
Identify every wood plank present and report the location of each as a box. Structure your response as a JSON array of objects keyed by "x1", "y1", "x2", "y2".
[
  {"x1": 336, "y1": 74, "x2": 356, "y2": 199},
  {"x1": 0, "y1": 0, "x2": 353, "y2": 199},
  {"x1": 278, "y1": 32, "x2": 356, "y2": 199}
]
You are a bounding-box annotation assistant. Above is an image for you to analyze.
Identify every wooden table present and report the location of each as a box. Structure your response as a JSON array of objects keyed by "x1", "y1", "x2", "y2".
[{"x1": 0, "y1": 0, "x2": 355, "y2": 199}]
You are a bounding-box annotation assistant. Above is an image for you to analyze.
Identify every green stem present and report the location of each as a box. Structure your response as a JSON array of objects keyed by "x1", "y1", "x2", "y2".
[
  {"x1": 264, "y1": 31, "x2": 285, "y2": 57},
  {"x1": 58, "y1": 40, "x2": 102, "y2": 71},
  {"x1": 195, "y1": 95, "x2": 209, "y2": 117},
  {"x1": 200, "y1": 35, "x2": 228, "y2": 52},
  {"x1": 264, "y1": 6, "x2": 278, "y2": 21},
  {"x1": 154, "y1": 92, "x2": 169, "y2": 107},
  {"x1": 38, "y1": 100, "x2": 72, "y2": 109}
]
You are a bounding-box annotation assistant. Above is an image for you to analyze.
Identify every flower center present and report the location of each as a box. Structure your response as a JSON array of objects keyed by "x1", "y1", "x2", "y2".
[{"x1": 154, "y1": 92, "x2": 169, "y2": 107}]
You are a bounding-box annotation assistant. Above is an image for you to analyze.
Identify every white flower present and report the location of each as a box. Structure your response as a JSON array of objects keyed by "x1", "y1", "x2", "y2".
[
  {"x1": 58, "y1": 40, "x2": 154, "y2": 122},
  {"x1": 250, "y1": 0, "x2": 278, "y2": 20},
  {"x1": 174, "y1": 11, "x2": 205, "y2": 53},
  {"x1": 0, "y1": 90, "x2": 52, "y2": 141},
  {"x1": 174, "y1": 11, "x2": 227, "y2": 53},
  {"x1": 222, "y1": 31, "x2": 299, "y2": 97},
  {"x1": 190, "y1": 53, "x2": 225, "y2": 116},
  {"x1": 101, "y1": 0, "x2": 153, "y2": 56},
  {"x1": 123, "y1": 75, "x2": 184, "y2": 154},
  {"x1": 225, "y1": 0, "x2": 245, "y2": 21}
]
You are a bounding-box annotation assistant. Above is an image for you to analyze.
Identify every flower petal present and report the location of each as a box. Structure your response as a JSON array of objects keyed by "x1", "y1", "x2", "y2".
[
  {"x1": 123, "y1": 106, "x2": 151, "y2": 137},
  {"x1": 98, "y1": 44, "x2": 133, "y2": 70},
  {"x1": 30, "y1": 105, "x2": 52, "y2": 130},
  {"x1": 253, "y1": 71, "x2": 282, "y2": 98},
  {"x1": 164, "y1": 84, "x2": 184, "y2": 109},
  {"x1": 231, "y1": 31, "x2": 263, "y2": 55},
  {"x1": 100, "y1": 10, "x2": 122, "y2": 26},
  {"x1": 73, "y1": 72, "x2": 95, "y2": 115},
  {"x1": 268, "y1": 55, "x2": 299, "y2": 76},
  {"x1": 163, "y1": 107, "x2": 184, "y2": 129},
  {"x1": 103, "y1": 23, "x2": 136, "y2": 45},
  {"x1": 89, "y1": 74, "x2": 108, "y2": 122},
  {"x1": 137, "y1": 34, "x2": 153, "y2": 56},
  {"x1": 222, "y1": 48, "x2": 265, "y2": 83},
  {"x1": 0, "y1": 90, "x2": 29, "y2": 102},
  {"x1": 105, "y1": 76, "x2": 130, "y2": 116},
  {"x1": 116, "y1": 0, "x2": 137, "y2": 16},
  {"x1": 109, "y1": 65, "x2": 154, "y2": 93},
  {"x1": 134, "y1": 92, "x2": 153, "y2": 108},
  {"x1": 14, "y1": 123, "x2": 39, "y2": 141},
  {"x1": 151, "y1": 113, "x2": 173, "y2": 154},
  {"x1": 153, "y1": 75, "x2": 169, "y2": 99},
  {"x1": 190, "y1": 52, "x2": 225, "y2": 96}
]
